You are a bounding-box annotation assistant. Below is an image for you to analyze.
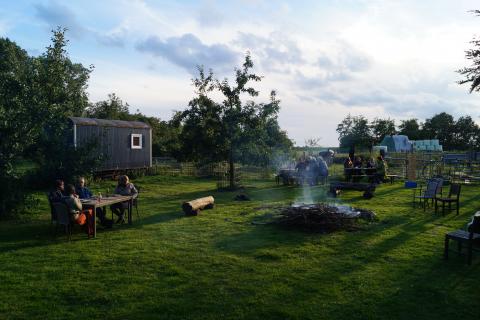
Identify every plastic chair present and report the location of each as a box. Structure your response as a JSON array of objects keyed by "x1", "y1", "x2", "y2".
[
  {"x1": 435, "y1": 183, "x2": 461, "y2": 216},
  {"x1": 414, "y1": 180, "x2": 439, "y2": 211},
  {"x1": 445, "y1": 212, "x2": 480, "y2": 265}
]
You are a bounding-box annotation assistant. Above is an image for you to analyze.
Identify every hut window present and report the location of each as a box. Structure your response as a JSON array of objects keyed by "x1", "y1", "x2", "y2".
[{"x1": 131, "y1": 134, "x2": 143, "y2": 149}]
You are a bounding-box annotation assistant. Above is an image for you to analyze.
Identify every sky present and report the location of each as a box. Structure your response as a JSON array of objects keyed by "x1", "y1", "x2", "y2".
[{"x1": 1, "y1": 0, "x2": 480, "y2": 146}]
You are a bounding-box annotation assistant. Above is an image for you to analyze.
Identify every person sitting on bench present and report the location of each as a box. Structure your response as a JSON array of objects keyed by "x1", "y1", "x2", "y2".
[
  {"x1": 374, "y1": 156, "x2": 387, "y2": 183},
  {"x1": 344, "y1": 157, "x2": 353, "y2": 182},
  {"x1": 353, "y1": 156, "x2": 363, "y2": 182}
]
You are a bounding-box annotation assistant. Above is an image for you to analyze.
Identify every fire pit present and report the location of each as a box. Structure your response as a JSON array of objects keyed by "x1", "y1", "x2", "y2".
[{"x1": 273, "y1": 203, "x2": 376, "y2": 232}]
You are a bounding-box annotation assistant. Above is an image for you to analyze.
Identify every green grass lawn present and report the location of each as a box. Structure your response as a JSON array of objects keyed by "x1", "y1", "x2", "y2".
[{"x1": 1, "y1": 175, "x2": 479, "y2": 319}]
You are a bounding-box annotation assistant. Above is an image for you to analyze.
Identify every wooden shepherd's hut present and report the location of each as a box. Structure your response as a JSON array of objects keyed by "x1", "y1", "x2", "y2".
[{"x1": 69, "y1": 117, "x2": 152, "y2": 172}]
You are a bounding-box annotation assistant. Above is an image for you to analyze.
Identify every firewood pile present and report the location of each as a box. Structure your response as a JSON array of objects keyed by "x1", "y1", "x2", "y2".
[{"x1": 273, "y1": 203, "x2": 376, "y2": 232}]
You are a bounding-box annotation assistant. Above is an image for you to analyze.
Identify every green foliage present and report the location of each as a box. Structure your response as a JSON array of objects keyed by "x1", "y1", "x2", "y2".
[
  {"x1": 398, "y1": 118, "x2": 423, "y2": 140},
  {"x1": 85, "y1": 93, "x2": 131, "y2": 120},
  {"x1": 338, "y1": 113, "x2": 480, "y2": 151},
  {"x1": 0, "y1": 28, "x2": 98, "y2": 213},
  {"x1": 0, "y1": 38, "x2": 38, "y2": 216},
  {"x1": 175, "y1": 54, "x2": 293, "y2": 188},
  {"x1": 27, "y1": 28, "x2": 96, "y2": 187},
  {"x1": 457, "y1": 10, "x2": 480, "y2": 93},
  {"x1": 336, "y1": 114, "x2": 373, "y2": 149},
  {"x1": 371, "y1": 117, "x2": 396, "y2": 145}
]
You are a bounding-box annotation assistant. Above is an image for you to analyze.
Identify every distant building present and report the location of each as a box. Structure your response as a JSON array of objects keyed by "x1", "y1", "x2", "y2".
[
  {"x1": 376, "y1": 135, "x2": 443, "y2": 152},
  {"x1": 379, "y1": 135, "x2": 413, "y2": 152},
  {"x1": 69, "y1": 117, "x2": 152, "y2": 172},
  {"x1": 412, "y1": 139, "x2": 443, "y2": 152}
]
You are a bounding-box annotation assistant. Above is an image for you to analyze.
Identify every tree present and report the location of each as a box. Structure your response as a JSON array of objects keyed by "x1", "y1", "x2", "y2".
[
  {"x1": 85, "y1": 93, "x2": 131, "y2": 119},
  {"x1": 452, "y1": 116, "x2": 480, "y2": 150},
  {"x1": 28, "y1": 27, "x2": 96, "y2": 184},
  {"x1": 371, "y1": 118, "x2": 396, "y2": 145},
  {"x1": 458, "y1": 10, "x2": 480, "y2": 93},
  {"x1": 304, "y1": 137, "x2": 322, "y2": 148},
  {"x1": 175, "y1": 54, "x2": 293, "y2": 189},
  {"x1": 336, "y1": 115, "x2": 373, "y2": 149},
  {"x1": 398, "y1": 118, "x2": 423, "y2": 140},
  {"x1": 0, "y1": 37, "x2": 37, "y2": 215},
  {"x1": 422, "y1": 112, "x2": 455, "y2": 149}
]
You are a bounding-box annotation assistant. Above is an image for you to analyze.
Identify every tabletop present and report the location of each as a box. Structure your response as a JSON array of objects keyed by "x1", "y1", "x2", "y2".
[{"x1": 80, "y1": 195, "x2": 133, "y2": 207}]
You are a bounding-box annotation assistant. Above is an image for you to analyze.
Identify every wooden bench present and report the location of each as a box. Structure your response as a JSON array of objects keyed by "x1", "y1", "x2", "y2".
[{"x1": 329, "y1": 182, "x2": 376, "y2": 199}]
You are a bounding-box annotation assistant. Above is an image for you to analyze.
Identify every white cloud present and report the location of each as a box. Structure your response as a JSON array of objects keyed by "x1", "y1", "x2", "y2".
[{"x1": 10, "y1": 0, "x2": 480, "y2": 145}]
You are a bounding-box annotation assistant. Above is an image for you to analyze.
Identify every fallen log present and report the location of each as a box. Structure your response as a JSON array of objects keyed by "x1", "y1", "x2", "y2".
[
  {"x1": 329, "y1": 182, "x2": 376, "y2": 199},
  {"x1": 182, "y1": 196, "x2": 215, "y2": 216}
]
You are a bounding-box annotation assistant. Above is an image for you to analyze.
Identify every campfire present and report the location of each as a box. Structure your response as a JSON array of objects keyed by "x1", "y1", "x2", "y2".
[{"x1": 273, "y1": 203, "x2": 376, "y2": 232}]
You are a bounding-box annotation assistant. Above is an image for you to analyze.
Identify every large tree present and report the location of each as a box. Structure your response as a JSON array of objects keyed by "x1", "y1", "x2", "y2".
[
  {"x1": 336, "y1": 114, "x2": 373, "y2": 149},
  {"x1": 175, "y1": 55, "x2": 292, "y2": 189},
  {"x1": 0, "y1": 38, "x2": 37, "y2": 215},
  {"x1": 398, "y1": 118, "x2": 423, "y2": 140},
  {"x1": 458, "y1": 10, "x2": 480, "y2": 93},
  {"x1": 422, "y1": 112, "x2": 455, "y2": 149},
  {"x1": 452, "y1": 116, "x2": 480, "y2": 150},
  {"x1": 29, "y1": 28, "x2": 96, "y2": 183},
  {"x1": 85, "y1": 93, "x2": 131, "y2": 120},
  {"x1": 371, "y1": 117, "x2": 396, "y2": 145}
]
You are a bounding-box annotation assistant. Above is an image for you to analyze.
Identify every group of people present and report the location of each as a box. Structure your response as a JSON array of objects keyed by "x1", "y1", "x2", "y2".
[
  {"x1": 295, "y1": 155, "x2": 329, "y2": 186},
  {"x1": 48, "y1": 175, "x2": 138, "y2": 234},
  {"x1": 344, "y1": 155, "x2": 387, "y2": 183}
]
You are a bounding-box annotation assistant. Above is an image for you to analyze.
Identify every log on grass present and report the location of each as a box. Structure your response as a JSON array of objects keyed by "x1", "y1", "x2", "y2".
[{"x1": 182, "y1": 196, "x2": 215, "y2": 215}]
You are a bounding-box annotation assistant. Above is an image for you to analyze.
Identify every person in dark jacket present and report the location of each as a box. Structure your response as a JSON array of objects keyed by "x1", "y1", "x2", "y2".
[
  {"x1": 344, "y1": 157, "x2": 353, "y2": 182},
  {"x1": 48, "y1": 180, "x2": 65, "y2": 203}
]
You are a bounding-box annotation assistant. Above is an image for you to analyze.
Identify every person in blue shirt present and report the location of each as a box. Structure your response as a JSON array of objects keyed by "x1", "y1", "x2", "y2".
[
  {"x1": 76, "y1": 177, "x2": 112, "y2": 228},
  {"x1": 75, "y1": 177, "x2": 92, "y2": 199}
]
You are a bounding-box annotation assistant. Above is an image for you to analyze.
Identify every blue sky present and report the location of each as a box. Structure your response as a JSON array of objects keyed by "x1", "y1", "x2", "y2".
[{"x1": 1, "y1": 0, "x2": 480, "y2": 146}]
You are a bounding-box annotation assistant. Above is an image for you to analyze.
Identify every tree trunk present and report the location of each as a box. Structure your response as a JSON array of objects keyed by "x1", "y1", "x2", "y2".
[{"x1": 229, "y1": 149, "x2": 235, "y2": 190}]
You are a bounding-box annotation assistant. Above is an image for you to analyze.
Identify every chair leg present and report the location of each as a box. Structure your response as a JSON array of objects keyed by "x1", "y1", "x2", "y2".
[
  {"x1": 468, "y1": 241, "x2": 473, "y2": 265},
  {"x1": 444, "y1": 236, "x2": 449, "y2": 260},
  {"x1": 456, "y1": 201, "x2": 459, "y2": 215}
]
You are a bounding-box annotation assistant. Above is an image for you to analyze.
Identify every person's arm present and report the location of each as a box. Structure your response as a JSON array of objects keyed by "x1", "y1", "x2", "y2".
[
  {"x1": 130, "y1": 184, "x2": 138, "y2": 199},
  {"x1": 86, "y1": 188, "x2": 93, "y2": 198}
]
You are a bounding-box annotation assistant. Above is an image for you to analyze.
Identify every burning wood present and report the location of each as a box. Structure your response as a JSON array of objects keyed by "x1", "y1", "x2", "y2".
[{"x1": 273, "y1": 203, "x2": 376, "y2": 232}]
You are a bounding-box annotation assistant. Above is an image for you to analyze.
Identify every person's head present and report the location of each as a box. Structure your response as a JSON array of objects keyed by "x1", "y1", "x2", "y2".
[
  {"x1": 77, "y1": 177, "x2": 86, "y2": 188},
  {"x1": 377, "y1": 156, "x2": 383, "y2": 162},
  {"x1": 356, "y1": 156, "x2": 361, "y2": 162},
  {"x1": 55, "y1": 179, "x2": 64, "y2": 191},
  {"x1": 65, "y1": 184, "x2": 75, "y2": 195},
  {"x1": 118, "y1": 175, "x2": 129, "y2": 186}
]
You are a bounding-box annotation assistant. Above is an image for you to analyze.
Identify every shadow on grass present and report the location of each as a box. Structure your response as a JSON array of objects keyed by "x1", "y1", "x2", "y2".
[{"x1": 214, "y1": 224, "x2": 315, "y2": 255}]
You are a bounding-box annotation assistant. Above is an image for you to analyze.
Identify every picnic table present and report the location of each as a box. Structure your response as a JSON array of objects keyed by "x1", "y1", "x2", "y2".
[{"x1": 80, "y1": 195, "x2": 133, "y2": 238}]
